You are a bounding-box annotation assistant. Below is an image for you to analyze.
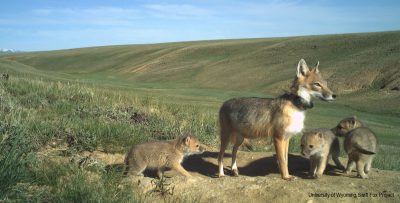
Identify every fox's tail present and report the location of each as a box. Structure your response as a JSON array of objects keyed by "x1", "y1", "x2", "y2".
[{"x1": 241, "y1": 139, "x2": 254, "y2": 151}]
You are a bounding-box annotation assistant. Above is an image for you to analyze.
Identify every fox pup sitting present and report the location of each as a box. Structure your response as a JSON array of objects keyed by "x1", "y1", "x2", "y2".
[
  {"x1": 124, "y1": 134, "x2": 205, "y2": 178},
  {"x1": 301, "y1": 129, "x2": 343, "y2": 178}
]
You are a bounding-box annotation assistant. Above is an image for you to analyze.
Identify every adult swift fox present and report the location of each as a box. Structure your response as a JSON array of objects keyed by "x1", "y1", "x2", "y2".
[{"x1": 218, "y1": 59, "x2": 336, "y2": 180}]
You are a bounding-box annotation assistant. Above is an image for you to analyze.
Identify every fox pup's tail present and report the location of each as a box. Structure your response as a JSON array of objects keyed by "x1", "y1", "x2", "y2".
[{"x1": 354, "y1": 144, "x2": 376, "y2": 155}]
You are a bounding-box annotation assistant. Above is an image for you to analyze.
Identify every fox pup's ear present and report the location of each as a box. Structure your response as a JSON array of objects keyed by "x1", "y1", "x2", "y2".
[
  {"x1": 350, "y1": 118, "x2": 356, "y2": 126},
  {"x1": 297, "y1": 59, "x2": 309, "y2": 78},
  {"x1": 183, "y1": 136, "x2": 191, "y2": 145}
]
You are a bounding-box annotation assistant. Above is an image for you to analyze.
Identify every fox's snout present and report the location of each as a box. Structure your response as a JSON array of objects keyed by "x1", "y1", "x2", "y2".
[{"x1": 319, "y1": 88, "x2": 336, "y2": 101}]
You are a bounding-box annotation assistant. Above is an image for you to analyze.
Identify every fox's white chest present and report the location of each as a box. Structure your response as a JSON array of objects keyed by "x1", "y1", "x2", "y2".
[{"x1": 285, "y1": 110, "x2": 305, "y2": 135}]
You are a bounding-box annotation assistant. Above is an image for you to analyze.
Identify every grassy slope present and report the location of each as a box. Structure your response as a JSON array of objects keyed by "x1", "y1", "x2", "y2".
[
  {"x1": 2, "y1": 31, "x2": 400, "y2": 115},
  {"x1": 2, "y1": 31, "x2": 399, "y2": 88}
]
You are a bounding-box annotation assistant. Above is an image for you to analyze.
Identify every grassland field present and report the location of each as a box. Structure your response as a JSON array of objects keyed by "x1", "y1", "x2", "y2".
[{"x1": 0, "y1": 31, "x2": 399, "y2": 202}]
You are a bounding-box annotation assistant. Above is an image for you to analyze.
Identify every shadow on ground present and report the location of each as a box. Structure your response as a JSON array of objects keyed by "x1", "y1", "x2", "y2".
[{"x1": 182, "y1": 151, "x2": 342, "y2": 179}]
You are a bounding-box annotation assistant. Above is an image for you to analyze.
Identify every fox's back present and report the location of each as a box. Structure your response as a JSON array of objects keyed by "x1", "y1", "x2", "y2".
[{"x1": 219, "y1": 97, "x2": 298, "y2": 139}]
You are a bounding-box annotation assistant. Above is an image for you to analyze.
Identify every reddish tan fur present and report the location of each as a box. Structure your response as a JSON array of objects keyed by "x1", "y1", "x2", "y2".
[
  {"x1": 301, "y1": 129, "x2": 343, "y2": 179},
  {"x1": 124, "y1": 134, "x2": 205, "y2": 178},
  {"x1": 218, "y1": 59, "x2": 335, "y2": 180}
]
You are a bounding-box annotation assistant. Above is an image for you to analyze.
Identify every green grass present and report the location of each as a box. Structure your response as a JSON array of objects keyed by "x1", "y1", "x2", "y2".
[
  {"x1": 0, "y1": 31, "x2": 399, "y2": 201},
  {"x1": 0, "y1": 72, "x2": 219, "y2": 201}
]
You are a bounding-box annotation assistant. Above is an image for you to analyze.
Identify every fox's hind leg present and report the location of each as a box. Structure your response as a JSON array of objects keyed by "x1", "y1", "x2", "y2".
[
  {"x1": 125, "y1": 164, "x2": 146, "y2": 176},
  {"x1": 344, "y1": 157, "x2": 355, "y2": 174},
  {"x1": 124, "y1": 155, "x2": 146, "y2": 176},
  {"x1": 356, "y1": 160, "x2": 368, "y2": 179},
  {"x1": 231, "y1": 134, "x2": 244, "y2": 176},
  {"x1": 218, "y1": 128, "x2": 230, "y2": 177},
  {"x1": 364, "y1": 157, "x2": 372, "y2": 174}
]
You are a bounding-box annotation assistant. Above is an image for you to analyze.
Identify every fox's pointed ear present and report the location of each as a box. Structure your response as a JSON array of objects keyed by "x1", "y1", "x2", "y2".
[
  {"x1": 183, "y1": 135, "x2": 191, "y2": 145},
  {"x1": 350, "y1": 118, "x2": 356, "y2": 126},
  {"x1": 314, "y1": 61, "x2": 320, "y2": 73},
  {"x1": 318, "y1": 132, "x2": 323, "y2": 138},
  {"x1": 297, "y1": 59, "x2": 309, "y2": 78}
]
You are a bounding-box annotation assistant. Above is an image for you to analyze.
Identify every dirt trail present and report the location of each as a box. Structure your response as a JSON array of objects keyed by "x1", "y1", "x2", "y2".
[{"x1": 89, "y1": 149, "x2": 400, "y2": 203}]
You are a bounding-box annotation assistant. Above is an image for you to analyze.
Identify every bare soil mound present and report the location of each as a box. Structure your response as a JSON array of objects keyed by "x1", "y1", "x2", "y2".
[
  {"x1": 376, "y1": 67, "x2": 400, "y2": 91},
  {"x1": 90, "y1": 150, "x2": 400, "y2": 203}
]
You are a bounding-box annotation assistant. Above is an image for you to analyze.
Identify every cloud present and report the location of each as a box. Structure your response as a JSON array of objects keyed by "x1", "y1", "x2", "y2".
[
  {"x1": 144, "y1": 4, "x2": 214, "y2": 19},
  {"x1": 31, "y1": 7, "x2": 142, "y2": 26},
  {"x1": 29, "y1": 4, "x2": 214, "y2": 26}
]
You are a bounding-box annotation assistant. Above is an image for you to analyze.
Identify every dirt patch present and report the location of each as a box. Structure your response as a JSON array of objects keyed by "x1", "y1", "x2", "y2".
[
  {"x1": 375, "y1": 67, "x2": 400, "y2": 91},
  {"x1": 88, "y1": 150, "x2": 400, "y2": 203}
]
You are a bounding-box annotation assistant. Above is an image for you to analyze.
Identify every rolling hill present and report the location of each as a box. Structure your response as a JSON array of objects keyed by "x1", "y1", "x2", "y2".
[
  {"x1": 2, "y1": 31, "x2": 400, "y2": 93},
  {"x1": 1, "y1": 31, "x2": 399, "y2": 117}
]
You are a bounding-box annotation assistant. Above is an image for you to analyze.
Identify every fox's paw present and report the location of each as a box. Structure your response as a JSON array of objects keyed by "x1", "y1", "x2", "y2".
[
  {"x1": 282, "y1": 175, "x2": 297, "y2": 181},
  {"x1": 232, "y1": 169, "x2": 239, "y2": 177}
]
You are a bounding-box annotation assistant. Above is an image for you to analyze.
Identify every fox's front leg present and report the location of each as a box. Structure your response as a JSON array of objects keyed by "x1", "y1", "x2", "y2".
[
  {"x1": 172, "y1": 164, "x2": 191, "y2": 177},
  {"x1": 274, "y1": 137, "x2": 295, "y2": 180},
  {"x1": 309, "y1": 158, "x2": 317, "y2": 177},
  {"x1": 314, "y1": 156, "x2": 328, "y2": 179}
]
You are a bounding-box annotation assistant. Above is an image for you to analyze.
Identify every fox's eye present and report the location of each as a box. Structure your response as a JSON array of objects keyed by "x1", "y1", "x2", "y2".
[
  {"x1": 309, "y1": 145, "x2": 314, "y2": 148},
  {"x1": 196, "y1": 145, "x2": 199, "y2": 147},
  {"x1": 314, "y1": 82, "x2": 322, "y2": 87}
]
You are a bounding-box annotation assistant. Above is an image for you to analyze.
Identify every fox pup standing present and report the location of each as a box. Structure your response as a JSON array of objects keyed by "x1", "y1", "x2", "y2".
[
  {"x1": 301, "y1": 129, "x2": 343, "y2": 179},
  {"x1": 331, "y1": 117, "x2": 377, "y2": 179},
  {"x1": 343, "y1": 127, "x2": 377, "y2": 179},
  {"x1": 124, "y1": 134, "x2": 205, "y2": 178},
  {"x1": 218, "y1": 59, "x2": 336, "y2": 180}
]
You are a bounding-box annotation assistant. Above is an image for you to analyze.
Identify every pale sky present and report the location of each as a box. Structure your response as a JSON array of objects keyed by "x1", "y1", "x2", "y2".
[{"x1": 1, "y1": 0, "x2": 399, "y2": 51}]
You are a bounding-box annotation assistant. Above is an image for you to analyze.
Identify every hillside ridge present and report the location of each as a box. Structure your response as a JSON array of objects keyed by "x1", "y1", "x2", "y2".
[{"x1": 2, "y1": 31, "x2": 400, "y2": 93}]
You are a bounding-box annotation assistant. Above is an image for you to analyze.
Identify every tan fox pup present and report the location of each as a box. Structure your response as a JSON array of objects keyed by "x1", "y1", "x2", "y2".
[
  {"x1": 331, "y1": 116, "x2": 377, "y2": 179},
  {"x1": 124, "y1": 134, "x2": 205, "y2": 178},
  {"x1": 331, "y1": 116, "x2": 363, "y2": 137},
  {"x1": 301, "y1": 129, "x2": 343, "y2": 179},
  {"x1": 343, "y1": 127, "x2": 377, "y2": 179},
  {"x1": 218, "y1": 59, "x2": 336, "y2": 180}
]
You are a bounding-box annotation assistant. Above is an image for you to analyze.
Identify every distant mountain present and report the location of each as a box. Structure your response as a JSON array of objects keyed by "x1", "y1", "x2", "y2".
[{"x1": 0, "y1": 48, "x2": 23, "y2": 54}]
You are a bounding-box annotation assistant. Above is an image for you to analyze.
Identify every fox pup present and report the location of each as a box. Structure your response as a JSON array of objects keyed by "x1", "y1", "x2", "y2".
[
  {"x1": 124, "y1": 134, "x2": 205, "y2": 178},
  {"x1": 218, "y1": 59, "x2": 336, "y2": 180},
  {"x1": 343, "y1": 127, "x2": 377, "y2": 179},
  {"x1": 301, "y1": 129, "x2": 343, "y2": 178},
  {"x1": 331, "y1": 116, "x2": 363, "y2": 137}
]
